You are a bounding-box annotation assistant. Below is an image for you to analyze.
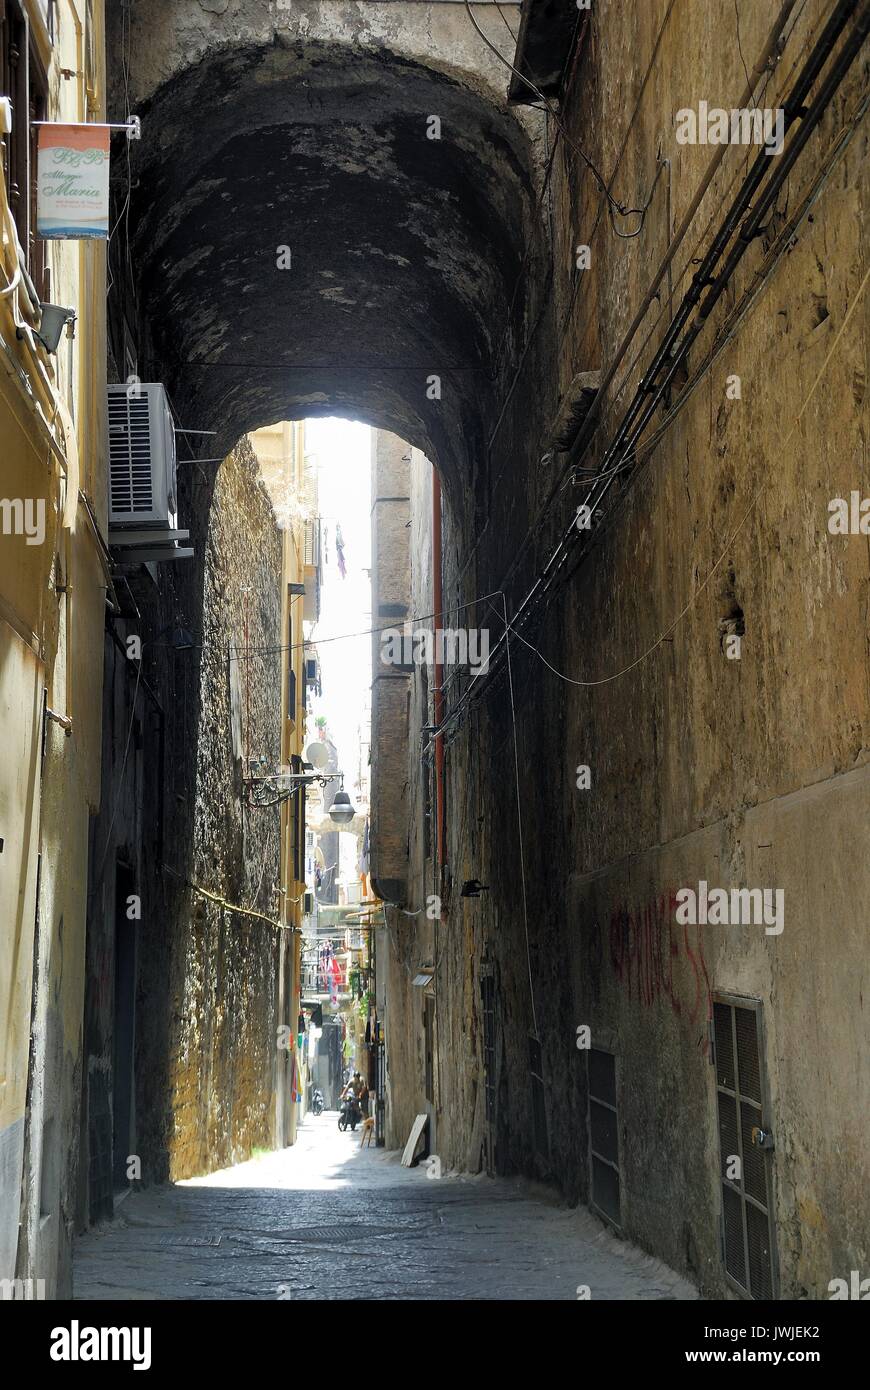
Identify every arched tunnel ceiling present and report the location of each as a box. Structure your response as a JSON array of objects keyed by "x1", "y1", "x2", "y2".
[{"x1": 123, "y1": 41, "x2": 540, "y2": 488}]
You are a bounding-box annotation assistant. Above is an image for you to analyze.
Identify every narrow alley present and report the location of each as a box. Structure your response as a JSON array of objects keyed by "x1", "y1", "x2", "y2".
[
  {"x1": 73, "y1": 1111, "x2": 696, "y2": 1302},
  {"x1": 1, "y1": 0, "x2": 868, "y2": 1355}
]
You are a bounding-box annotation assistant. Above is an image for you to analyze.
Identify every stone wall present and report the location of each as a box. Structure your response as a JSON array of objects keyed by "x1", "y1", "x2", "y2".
[
  {"x1": 163, "y1": 435, "x2": 284, "y2": 1179},
  {"x1": 79, "y1": 436, "x2": 285, "y2": 1225}
]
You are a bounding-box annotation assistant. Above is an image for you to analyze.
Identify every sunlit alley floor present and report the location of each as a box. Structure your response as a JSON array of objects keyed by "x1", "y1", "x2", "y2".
[{"x1": 73, "y1": 1112, "x2": 698, "y2": 1300}]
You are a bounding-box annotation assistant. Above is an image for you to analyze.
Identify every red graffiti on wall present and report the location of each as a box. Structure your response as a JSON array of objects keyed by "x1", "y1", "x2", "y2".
[{"x1": 608, "y1": 891, "x2": 711, "y2": 1053}]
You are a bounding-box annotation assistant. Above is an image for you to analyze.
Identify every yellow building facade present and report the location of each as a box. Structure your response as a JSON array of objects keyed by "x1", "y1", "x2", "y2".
[{"x1": 0, "y1": 0, "x2": 108, "y2": 1293}]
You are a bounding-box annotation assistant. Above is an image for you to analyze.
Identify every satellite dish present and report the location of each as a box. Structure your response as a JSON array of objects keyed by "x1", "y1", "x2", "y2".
[{"x1": 305, "y1": 740, "x2": 329, "y2": 770}]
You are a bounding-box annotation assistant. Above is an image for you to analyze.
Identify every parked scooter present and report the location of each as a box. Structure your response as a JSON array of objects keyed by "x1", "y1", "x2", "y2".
[
  {"x1": 338, "y1": 1092, "x2": 361, "y2": 1131},
  {"x1": 311, "y1": 1087, "x2": 325, "y2": 1116}
]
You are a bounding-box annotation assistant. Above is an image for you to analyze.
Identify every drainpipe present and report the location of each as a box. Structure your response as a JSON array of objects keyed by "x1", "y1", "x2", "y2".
[{"x1": 432, "y1": 471, "x2": 445, "y2": 867}]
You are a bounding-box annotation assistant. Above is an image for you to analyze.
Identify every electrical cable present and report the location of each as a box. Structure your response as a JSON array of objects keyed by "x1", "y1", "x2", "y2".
[
  {"x1": 162, "y1": 862, "x2": 283, "y2": 929},
  {"x1": 455, "y1": 0, "x2": 804, "y2": 589},
  {"x1": 427, "y1": 13, "x2": 869, "y2": 749},
  {"x1": 548, "y1": 6, "x2": 857, "y2": 593},
  {"x1": 565, "y1": 73, "x2": 867, "y2": 507},
  {"x1": 493, "y1": 0, "x2": 518, "y2": 44},
  {"x1": 106, "y1": 0, "x2": 133, "y2": 296},
  {"x1": 224, "y1": 587, "x2": 508, "y2": 660},
  {"x1": 484, "y1": 9, "x2": 589, "y2": 392},
  {"x1": 501, "y1": 592, "x2": 537, "y2": 1039},
  {"x1": 462, "y1": 0, "x2": 647, "y2": 231},
  {"x1": 499, "y1": 263, "x2": 868, "y2": 688},
  {"x1": 479, "y1": 162, "x2": 869, "y2": 698},
  {"x1": 0, "y1": 144, "x2": 22, "y2": 299},
  {"x1": 734, "y1": 0, "x2": 757, "y2": 112}
]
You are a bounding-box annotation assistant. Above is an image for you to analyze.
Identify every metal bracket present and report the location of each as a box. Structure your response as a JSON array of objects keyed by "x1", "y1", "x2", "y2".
[{"x1": 751, "y1": 1125, "x2": 775, "y2": 1152}]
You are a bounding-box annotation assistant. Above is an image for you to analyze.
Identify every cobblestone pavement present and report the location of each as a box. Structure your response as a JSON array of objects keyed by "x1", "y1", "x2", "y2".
[{"x1": 74, "y1": 1112, "x2": 698, "y2": 1300}]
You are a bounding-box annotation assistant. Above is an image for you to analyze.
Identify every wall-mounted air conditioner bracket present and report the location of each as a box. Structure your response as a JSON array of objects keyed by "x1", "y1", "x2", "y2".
[
  {"x1": 114, "y1": 546, "x2": 194, "y2": 564},
  {"x1": 109, "y1": 528, "x2": 190, "y2": 547}
]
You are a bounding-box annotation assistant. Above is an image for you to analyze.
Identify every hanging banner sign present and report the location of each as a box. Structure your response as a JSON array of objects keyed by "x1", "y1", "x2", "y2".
[{"x1": 37, "y1": 124, "x2": 110, "y2": 239}]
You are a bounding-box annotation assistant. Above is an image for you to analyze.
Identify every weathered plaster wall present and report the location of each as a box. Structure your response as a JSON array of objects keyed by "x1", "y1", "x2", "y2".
[
  {"x1": 427, "y1": 0, "x2": 869, "y2": 1300},
  {"x1": 359, "y1": 0, "x2": 870, "y2": 1300}
]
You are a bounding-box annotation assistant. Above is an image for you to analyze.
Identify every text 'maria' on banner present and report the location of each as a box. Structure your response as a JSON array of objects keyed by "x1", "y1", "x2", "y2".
[{"x1": 37, "y1": 124, "x2": 110, "y2": 239}]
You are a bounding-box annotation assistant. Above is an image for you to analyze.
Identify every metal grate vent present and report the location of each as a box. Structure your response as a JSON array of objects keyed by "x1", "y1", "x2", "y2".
[
  {"x1": 714, "y1": 996, "x2": 776, "y2": 1298},
  {"x1": 277, "y1": 1224, "x2": 408, "y2": 1243},
  {"x1": 109, "y1": 393, "x2": 155, "y2": 513},
  {"x1": 714, "y1": 1003, "x2": 735, "y2": 1090},
  {"x1": 588, "y1": 1047, "x2": 620, "y2": 1226},
  {"x1": 735, "y1": 1008, "x2": 762, "y2": 1102},
  {"x1": 107, "y1": 382, "x2": 177, "y2": 529},
  {"x1": 746, "y1": 1203, "x2": 774, "y2": 1299},
  {"x1": 722, "y1": 1184, "x2": 746, "y2": 1287}
]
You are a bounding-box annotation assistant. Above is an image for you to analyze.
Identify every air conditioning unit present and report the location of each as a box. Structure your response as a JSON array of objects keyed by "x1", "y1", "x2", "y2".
[{"x1": 107, "y1": 383, "x2": 177, "y2": 528}]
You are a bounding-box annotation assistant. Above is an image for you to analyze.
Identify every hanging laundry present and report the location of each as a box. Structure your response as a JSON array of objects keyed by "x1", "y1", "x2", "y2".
[{"x1": 335, "y1": 522, "x2": 347, "y2": 578}]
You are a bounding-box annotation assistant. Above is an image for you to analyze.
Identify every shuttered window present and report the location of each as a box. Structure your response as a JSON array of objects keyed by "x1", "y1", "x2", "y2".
[
  {"x1": 287, "y1": 613, "x2": 295, "y2": 721},
  {"x1": 291, "y1": 753, "x2": 304, "y2": 883},
  {"x1": 713, "y1": 996, "x2": 777, "y2": 1298},
  {"x1": 588, "y1": 1047, "x2": 621, "y2": 1227}
]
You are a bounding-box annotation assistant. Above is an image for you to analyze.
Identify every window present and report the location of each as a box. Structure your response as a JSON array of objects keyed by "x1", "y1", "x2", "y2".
[
  {"x1": 286, "y1": 613, "x2": 296, "y2": 722},
  {"x1": 587, "y1": 1047, "x2": 621, "y2": 1226},
  {"x1": 0, "y1": 0, "x2": 49, "y2": 301},
  {"x1": 713, "y1": 995, "x2": 777, "y2": 1298}
]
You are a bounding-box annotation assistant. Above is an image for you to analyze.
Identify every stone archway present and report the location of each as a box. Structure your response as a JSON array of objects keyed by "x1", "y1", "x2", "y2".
[{"x1": 110, "y1": 5, "x2": 545, "y2": 508}]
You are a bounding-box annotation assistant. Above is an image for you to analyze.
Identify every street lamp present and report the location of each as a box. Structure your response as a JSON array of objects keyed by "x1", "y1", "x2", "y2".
[
  {"x1": 328, "y1": 789, "x2": 356, "y2": 825},
  {"x1": 244, "y1": 766, "x2": 356, "y2": 818}
]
